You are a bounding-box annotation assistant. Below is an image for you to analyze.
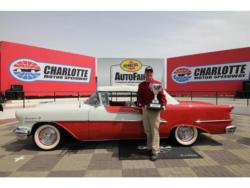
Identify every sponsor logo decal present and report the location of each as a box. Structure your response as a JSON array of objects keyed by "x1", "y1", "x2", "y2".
[
  {"x1": 11, "y1": 59, "x2": 41, "y2": 81},
  {"x1": 171, "y1": 62, "x2": 250, "y2": 84},
  {"x1": 10, "y1": 59, "x2": 91, "y2": 83},
  {"x1": 172, "y1": 66, "x2": 192, "y2": 83},
  {"x1": 111, "y1": 59, "x2": 147, "y2": 86},
  {"x1": 120, "y1": 59, "x2": 142, "y2": 72}
]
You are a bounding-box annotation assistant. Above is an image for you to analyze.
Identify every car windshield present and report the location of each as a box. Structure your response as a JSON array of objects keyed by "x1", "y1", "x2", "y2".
[
  {"x1": 99, "y1": 92, "x2": 110, "y2": 106},
  {"x1": 86, "y1": 90, "x2": 179, "y2": 106},
  {"x1": 85, "y1": 92, "x2": 100, "y2": 106}
]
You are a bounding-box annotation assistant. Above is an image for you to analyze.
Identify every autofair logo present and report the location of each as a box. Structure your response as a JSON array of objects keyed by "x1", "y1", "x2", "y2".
[
  {"x1": 10, "y1": 59, "x2": 91, "y2": 83},
  {"x1": 172, "y1": 62, "x2": 250, "y2": 84},
  {"x1": 120, "y1": 59, "x2": 142, "y2": 72},
  {"x1": 172, "y1": 66, "x2": 192, "y2": 84},
  {"x1": 111, "y1": 59, "x2": 147, "y2": 86}
]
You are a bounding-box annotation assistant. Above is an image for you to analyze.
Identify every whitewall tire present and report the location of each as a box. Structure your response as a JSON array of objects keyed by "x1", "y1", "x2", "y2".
[
  {"x1": 174, "y1": 126, "x2": 198, "y2": 146},
  {"x1": 33, "y1": 124, "x2": 62, "y2": 150}
]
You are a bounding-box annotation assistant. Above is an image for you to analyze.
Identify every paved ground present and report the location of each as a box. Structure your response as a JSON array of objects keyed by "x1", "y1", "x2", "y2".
[{"x1": 0, "y1": 114, "x2": 249, "y2": 177}]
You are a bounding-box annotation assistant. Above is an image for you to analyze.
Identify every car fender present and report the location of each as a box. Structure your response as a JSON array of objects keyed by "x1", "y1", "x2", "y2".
[{"x1": 170, "y1": 123, "x2": 210, "y2": 134}]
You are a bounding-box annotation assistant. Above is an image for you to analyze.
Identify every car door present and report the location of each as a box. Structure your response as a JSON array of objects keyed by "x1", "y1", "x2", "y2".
[
  {"x1": 88, "y1": 91, "x2": 145, "y2": 140},
  {"x1": 107, "y1": 105, "x2": 145, "y2": 139},
  {"x1": 88, "y1": 105, "x2": 145, "y2": 140}
]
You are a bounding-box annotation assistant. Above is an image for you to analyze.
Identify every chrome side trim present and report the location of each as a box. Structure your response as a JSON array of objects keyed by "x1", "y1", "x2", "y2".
[
  {"x1": 89, "y1": 120, "x2": 142, "y2": 122},
  {"x1": 87, "y1": 119, "x2": 168, "y2": 123},
  {"x1": 160, "y1": 118, "x2": 168, "y2": 124},
  {"x1": 195, "y1": 119, "x2": 232, "y2": 123}
]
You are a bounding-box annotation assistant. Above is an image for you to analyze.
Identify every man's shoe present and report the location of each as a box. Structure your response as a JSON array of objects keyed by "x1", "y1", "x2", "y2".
[{"x1": 150, "y1": 154, "x2": 159, "y2": 161}]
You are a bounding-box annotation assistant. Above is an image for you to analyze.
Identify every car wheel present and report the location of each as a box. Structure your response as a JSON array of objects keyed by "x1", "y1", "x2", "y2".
[
  {"x1": 174, "y1": 126, "x2": 198, "y2": 146},
  {"x1": 33, "y1": 124, "x2": 63, "y2": 150}
]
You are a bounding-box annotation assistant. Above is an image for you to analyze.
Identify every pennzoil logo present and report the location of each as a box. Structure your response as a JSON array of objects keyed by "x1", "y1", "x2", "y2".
[
  {"x1": 10, "y1": 59, "x2": 41, "y2": 81},
  {"x1": 172, "y1": 66, "x2": 192, "y2": 84},
  {"x1": 120, "y1": 59, "x2": 142, "y2": 72}
]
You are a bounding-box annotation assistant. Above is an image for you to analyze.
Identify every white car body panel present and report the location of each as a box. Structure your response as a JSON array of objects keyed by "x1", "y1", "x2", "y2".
[{"x1": 16, "y1": 103, "x2": 91, "y2": 123}]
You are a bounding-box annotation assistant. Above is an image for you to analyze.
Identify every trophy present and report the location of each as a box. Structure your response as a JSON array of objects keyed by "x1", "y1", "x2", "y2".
[{"x1": 148, "y1": 83, "x2": 163, "y2": 110}]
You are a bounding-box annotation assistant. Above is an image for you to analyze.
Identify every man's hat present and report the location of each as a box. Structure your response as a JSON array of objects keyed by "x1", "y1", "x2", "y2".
[{"x1": 145, "y1": 66, "x2": 153, "y2": 72}]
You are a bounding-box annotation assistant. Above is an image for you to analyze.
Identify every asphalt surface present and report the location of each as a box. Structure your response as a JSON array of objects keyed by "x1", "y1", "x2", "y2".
[{"x1": 0, "y1": 114, "x2": 250, "y2": 177}]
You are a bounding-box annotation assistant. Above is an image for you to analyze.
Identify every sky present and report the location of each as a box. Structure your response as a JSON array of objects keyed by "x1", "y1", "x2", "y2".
[{"x1": 0, "y1": 11, "x2": 250, "y2": 58}]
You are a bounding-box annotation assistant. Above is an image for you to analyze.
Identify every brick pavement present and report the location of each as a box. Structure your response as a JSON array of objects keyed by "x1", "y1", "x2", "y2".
[{"x1": 0, "y1": 114, "x2": 249, "y2": 177}]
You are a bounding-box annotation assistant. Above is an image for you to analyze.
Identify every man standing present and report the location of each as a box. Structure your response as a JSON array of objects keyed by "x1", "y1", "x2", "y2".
[{"x1": 137, "y1": 66, "x2": 167, "y2": 161}]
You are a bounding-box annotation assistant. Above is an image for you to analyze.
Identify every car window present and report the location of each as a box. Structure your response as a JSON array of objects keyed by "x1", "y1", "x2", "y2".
[
  {"x1": 100, "y1": 92, "x2": 110, "y2": 106},
  {"x1": 99, "y1": 91, "x2": 137, "y2": 107}
]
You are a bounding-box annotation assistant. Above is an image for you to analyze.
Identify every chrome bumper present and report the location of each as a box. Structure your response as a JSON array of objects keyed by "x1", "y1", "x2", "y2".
[
  {"x1": 14, "y1": 127, "x2": 31, "y2": 140},
  {"x1": 225, "y1": 125, "x2": 237, "y2": 134}
]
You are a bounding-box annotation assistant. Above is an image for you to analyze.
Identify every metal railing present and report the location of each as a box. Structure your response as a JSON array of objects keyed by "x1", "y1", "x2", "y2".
[
  {"x1": 3, "y1": 90, "x2": 250, "y2": 108},
  {"x1": 167, "y1": 90, "x2": 249, "y2": 107},
  {"x1": 17, "y1": 91, "x2": 92, "y2": 108}
]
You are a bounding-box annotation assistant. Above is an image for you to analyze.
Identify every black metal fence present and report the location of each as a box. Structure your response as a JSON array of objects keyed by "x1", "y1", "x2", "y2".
[
  {"x1": 3, "y1": 90, "x2": 250, "y2": 108},
  {"x1": 18, "y1": 91, "x2": 92, "y2": 108},
  {"x1": 167, "y1": 90, "x2": 249, "y2": 107}
]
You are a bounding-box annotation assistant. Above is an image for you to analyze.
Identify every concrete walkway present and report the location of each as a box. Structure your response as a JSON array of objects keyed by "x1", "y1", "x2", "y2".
[
  {"x1": 232, "y1": 107, "x2": 250, "y2": 116},
  {"x1": 0, "y1": 114, "x2": 250, "y2": 177}
]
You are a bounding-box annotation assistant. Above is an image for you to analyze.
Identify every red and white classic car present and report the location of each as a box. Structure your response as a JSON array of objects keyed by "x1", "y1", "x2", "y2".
[{"x1": 15, "y1": 86, "x2": 236, "y2": 150}]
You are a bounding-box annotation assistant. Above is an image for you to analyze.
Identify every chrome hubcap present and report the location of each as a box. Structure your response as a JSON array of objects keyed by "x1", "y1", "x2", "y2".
[
  {"x1": 38, "y1": 127, "x2": 58, "y2": 146},
  {"x1": 177, "y1": 126, "x2": 194, "y2": 142}
]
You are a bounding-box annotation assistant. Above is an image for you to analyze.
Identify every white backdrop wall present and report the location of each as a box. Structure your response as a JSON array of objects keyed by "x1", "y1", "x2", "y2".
[{"x1": 97, "y1": 58, "x2": 166, "y2": 88}]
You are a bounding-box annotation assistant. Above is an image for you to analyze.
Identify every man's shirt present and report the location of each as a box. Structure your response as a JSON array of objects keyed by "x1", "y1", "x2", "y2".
[{"x1": 137, "y1": 79, "x2": 167, "y2": 107}]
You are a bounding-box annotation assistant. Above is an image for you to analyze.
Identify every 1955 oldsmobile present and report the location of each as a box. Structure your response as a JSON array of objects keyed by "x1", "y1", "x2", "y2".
[{"x1": 14, "y1": 86, "x2": 236, "y2": 150}]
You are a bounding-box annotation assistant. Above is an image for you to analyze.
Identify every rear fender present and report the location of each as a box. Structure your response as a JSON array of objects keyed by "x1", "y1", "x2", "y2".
[{"x1": 170, "y1": 124, "x2": 210, "y2": 134}]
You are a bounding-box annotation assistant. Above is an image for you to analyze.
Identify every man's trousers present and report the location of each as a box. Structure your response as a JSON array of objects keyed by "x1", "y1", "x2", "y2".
[{"x1": 142, "y1": 107, "x2": 161, "y2": 155}]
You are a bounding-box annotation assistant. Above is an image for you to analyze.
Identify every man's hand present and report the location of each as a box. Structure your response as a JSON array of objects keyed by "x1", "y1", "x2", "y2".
[{"x1": 162, "y1": 106, "x2": 166, "y2": 111}]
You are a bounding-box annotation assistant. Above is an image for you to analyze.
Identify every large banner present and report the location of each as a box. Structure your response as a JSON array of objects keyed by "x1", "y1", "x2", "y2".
[
  {"x1": 172, "y1": 62, "x2": 250, "y2": 84},
  {"x1": 97, "y1": 58, "x2": 166, "y2": 87},
  {"x1": 167, "y1": 47, "x2": 250, "y2": 94},
  {"x1": 0, "y1": 41, "x2": 96, "y2": 96}
]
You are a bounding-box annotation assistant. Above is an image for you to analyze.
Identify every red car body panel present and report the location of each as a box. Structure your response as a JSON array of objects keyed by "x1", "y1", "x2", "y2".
[
  {"x1": 55, "y1": 101, "x2": 233, "y2": 141},
  {"x1": 55, "y1": 121, "x2": 89, "y2": 140}
]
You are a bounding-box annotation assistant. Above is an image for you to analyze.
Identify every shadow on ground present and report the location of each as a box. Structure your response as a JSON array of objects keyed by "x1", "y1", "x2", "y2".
[
  {"x1": 237, "y1": 137, "x2": 250, "y2": 146},
  {"x1": 2, "y1": 133, "x2": 222, "y2": 157}
]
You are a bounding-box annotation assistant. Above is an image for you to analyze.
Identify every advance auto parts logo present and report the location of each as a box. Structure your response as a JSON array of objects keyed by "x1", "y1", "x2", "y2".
[
  {"x1": 120, "y1": 59, "x2": 142, "y2": 72},
  {"x1": 172, "y1": 66, "x2": 192, "y2": 84},
  {"x1": 10, "y1": 59, "x2": 91, "y2": 83}
]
